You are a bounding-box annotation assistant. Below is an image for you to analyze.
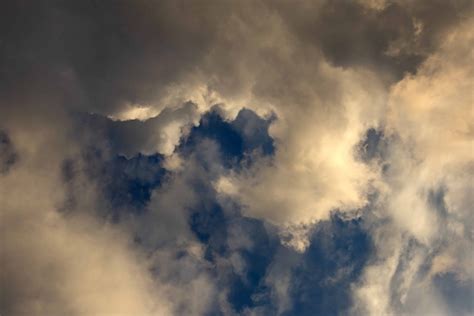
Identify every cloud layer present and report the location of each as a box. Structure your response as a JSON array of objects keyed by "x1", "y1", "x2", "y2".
[{"x1": 1, "y1": 0, "x2": 473, "y2": 315}]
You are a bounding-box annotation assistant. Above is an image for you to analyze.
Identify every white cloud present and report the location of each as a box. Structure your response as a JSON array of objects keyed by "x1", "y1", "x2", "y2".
[
  {"x1": 352, "y1": 17, "x2": 474, "y2": 315},
  {"x1": 215, "y1": 65, "x2": 387, "y2": 249}
]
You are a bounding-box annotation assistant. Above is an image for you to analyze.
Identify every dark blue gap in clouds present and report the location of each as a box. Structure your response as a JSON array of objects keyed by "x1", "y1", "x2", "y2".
[
  {"x1": 226, "y1": 217, "x2": 278, "y2": 312},
  {"x1": 190, "y1": 203, "x2": 229, "y2": 257},
  {"x1": 185, "y1": 177, "x2": 278, "y2": 312},
  {"x1": 62, "y1": 146, "x2": 166, "y2": 218},
  {"x1": 191, "y1": 206, "x2": 279, "y2": 313},
  {"x1": 283, "y1": 214, "x2": 373, "y2": 316},
  {"x1": 178, "y1": 107, "x2": 274, "y2": 169},
  {"x1": 178, "y1": 107, "x2": 278, "y2": 313},
  {"x1": 101, "y1": 153, "x2": 166, "y2": 211}
]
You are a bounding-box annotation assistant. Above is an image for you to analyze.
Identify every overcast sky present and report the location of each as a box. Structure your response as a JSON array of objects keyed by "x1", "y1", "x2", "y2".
[{"x1": 1, "y1": 1, "x2": 473, "y2": 315}]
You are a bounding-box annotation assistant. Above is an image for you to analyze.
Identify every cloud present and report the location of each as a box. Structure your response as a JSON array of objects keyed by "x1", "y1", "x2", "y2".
[
  {"x1": 352, "y1": 16, "x2": 474, "y2": 315},
  {"x1": 0, "y1": 131, "x2": 18, "y2": 174},
  {"x1": 216, "y1": 66, "x2": 386, "y2": 248},
  {"x1": 0, "y1": 108, "x2": 223, "y2": 315},
  {"x1": 1, "y1": 0, "x2": 473, "y2": 315},
  {"x1": 385, "y1": 14, "x2": 473, "y2": 255},
  {"x1": 0, "y1": 127, "x2": 171, "y2": 315},
  {"x1": 84, "y1": 101, "x2": 200, "y2": 157}
]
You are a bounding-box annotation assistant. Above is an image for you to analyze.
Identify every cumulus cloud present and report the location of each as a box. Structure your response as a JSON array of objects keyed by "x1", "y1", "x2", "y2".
[
  {"x1": 216, "y1": 67, "x2": 385, "y2": 229},
  {"x1": 352, "y1": 16, "x2": 474, "y2": 316},
  {"x1": 1, "y1": 0, "x2": 473, "y2": 315}
]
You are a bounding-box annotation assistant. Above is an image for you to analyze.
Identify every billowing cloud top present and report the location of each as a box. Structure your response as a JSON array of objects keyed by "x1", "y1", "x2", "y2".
[{"x1": 1, "y1": 1, "x2": 473, "y2": 315}]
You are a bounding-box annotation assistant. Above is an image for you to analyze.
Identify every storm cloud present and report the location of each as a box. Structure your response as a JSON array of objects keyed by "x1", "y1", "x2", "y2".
[{"x1": 1, "y1": 0, "x2": 473, "y2": 315}]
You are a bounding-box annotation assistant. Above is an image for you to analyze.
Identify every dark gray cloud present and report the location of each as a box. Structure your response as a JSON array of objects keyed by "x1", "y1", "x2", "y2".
[
  {"x1": 2, "y1": 0, "x2": 469, "y2": 117},
  {"x1": 0, "y1": 0, "x2": 226, "y2": 115},
  {"x1": 275, "y1": 0, "x2": 473, "y2": 78},
  {"x1": 0, "y1": 131, "x2": 18, "y2": 174}
]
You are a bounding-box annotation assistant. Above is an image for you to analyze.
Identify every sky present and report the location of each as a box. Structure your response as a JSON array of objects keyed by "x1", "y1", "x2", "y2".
[{"x1": 0, "y1": 1, "x2": 473, "y2": 315}]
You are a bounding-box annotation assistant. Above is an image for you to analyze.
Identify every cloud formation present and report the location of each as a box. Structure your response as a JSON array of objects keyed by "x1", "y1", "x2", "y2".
[
  {"x1": 353, "y1": 16, "x2": 474, "y2": 315},
  {"x1": 1, "y1": 0, "x2": 473, "y2": 315}
]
